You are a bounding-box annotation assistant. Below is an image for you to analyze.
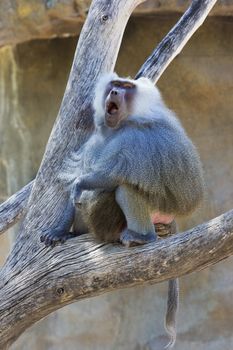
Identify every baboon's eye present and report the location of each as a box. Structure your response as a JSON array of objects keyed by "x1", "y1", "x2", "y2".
[
  {"x1": 111, "y1": 80, "x2": 135, "y2": 89},
  {"x1": 123, "y1": 82, "x2": 135, "y2": 89},
  {"x1": 111, "y1": 81, "x2": 122, "y2": 87}
]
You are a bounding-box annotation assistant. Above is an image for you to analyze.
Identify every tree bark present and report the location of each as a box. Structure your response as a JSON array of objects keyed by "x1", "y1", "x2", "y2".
[
  {"x1": 0, "y1": 0, "x2": 218, "y2": 236},
  {"x1": 2, "y1": 0, "x2": 145, "y2": 268},
  {"x1": 136, "y1": 0, "x2": 218, "y2": 82},
  {"x1": 0, "y1": 182, "x2": 33, "y2": 235},
  {"x1": 1, "y1": 210, "x2": 233, "y2": 348},
  {"x1": 1, "y1": 0, "x2": 146, "y2": 347},
  {"x1": 0, "y1": 0, "x2": 226, "y2": 348}
]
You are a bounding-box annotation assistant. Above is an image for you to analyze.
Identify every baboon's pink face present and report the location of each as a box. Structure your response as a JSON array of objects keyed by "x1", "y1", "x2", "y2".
[{"x1": 104, "y1": 80, "x2": 136, "y2": 128}]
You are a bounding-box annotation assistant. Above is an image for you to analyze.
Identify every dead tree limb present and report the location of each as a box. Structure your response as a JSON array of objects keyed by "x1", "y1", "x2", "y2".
[
  {"x1": 0, "y1": 0, "x2": 224, "y2": 348},
  {"x1": 0, "y1": 0, "x2": 218, "y2": 236},
  {"x1": 1, "y1": 210, "x2": 233, "y2": 348},
  {"x1": 136, "y1": 0, "x2": 218, "y2": 82},
  {"x1": 0, "y1": 182, "x2": 33, "y2": 235}
]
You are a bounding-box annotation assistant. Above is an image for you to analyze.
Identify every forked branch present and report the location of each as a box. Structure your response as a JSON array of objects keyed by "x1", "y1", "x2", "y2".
[
  {"x1": 136, "y1": 0, "x2": 218, "y2": 82},
  {"x1": 0, "y1": 0, "x2": 225, "y2": 348},
  {"x1": 0, "y1": 0, "x2": 217, "y2": 235}
]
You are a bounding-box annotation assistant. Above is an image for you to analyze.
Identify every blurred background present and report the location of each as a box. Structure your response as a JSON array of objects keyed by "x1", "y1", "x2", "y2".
[{"x1": 0, "y1": 1, "x2": 233, "y2": 349}]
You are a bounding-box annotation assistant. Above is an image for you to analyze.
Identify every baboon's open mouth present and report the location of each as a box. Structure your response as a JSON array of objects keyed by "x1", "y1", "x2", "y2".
[{"x1": 107, "y1": 102, "x2": 119, "y2": 115}]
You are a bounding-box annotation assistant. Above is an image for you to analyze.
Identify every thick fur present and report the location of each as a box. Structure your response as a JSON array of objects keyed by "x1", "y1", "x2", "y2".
[
  {"x1": 77, "y1": 189, "x2": 126, "y2": 242},
  {"x1": 72, "y1": 73, "x2": 204, "y2": 241},
  {"x1": 68, "y1": 73, "x2": 204, "y2": 349}
]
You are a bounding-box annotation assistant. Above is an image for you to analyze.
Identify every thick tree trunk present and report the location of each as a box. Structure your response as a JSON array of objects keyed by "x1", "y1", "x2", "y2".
[
  {"x1": 1, "y1": 210, "x2": 233, "y2": 348},
  {"x1": 0, "y1": 0, "x2": 218, "y2": 236},
  {"x1": 0, "y1": 0, "x2": 225, "y2": 348},
  {"x1": 0, "y1": 0, "x2": 147, "y2": 347},
  {"x1": 2, "y1": 0, "x2": 144, "y2": 271}
]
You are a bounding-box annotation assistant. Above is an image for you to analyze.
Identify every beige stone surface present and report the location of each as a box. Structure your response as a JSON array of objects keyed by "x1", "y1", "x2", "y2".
[
  {"x1": 1, "y1": 0, "x2": 233, "y2": 47},
  {"x1": 0, "y1": 14, "x2": 233, "y2": 350}
]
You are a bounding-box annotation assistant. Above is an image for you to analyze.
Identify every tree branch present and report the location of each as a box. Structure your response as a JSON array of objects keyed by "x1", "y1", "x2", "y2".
[
  {"x1": 0, "y1": 0, "x2": 218, "y2": 235},
  {"x1": 1, "y1": 0, "x2": 145, "y2": 253},
  {"x1": 136, "y1": 0, "x2": 218, "y2": 82},
  {"x1": 0, "y1": 0, "x2": 146, "y2": 346},
  {"x1": 0, "y1": 0, "x2": 226, "y2": 347},
  {"x1": 0, "y1": 182, "x2": 33, "y2": 235},
  {"x1": 0, "y1": 3, "x2": 222, "y2": 344},
  {"x1": 1, "y1": 210, "x2": 233, "y2": 348}
]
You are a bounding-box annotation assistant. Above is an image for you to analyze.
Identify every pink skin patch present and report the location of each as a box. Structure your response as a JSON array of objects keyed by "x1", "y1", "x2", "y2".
[{"x1": 151, "y1": 212, "x2": 175, "y2": 225}]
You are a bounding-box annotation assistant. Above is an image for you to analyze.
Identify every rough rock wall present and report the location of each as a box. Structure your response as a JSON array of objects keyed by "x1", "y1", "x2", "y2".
[
  {"x1": 1, "y1": 1, "x2": 233, "y2": 46},
  {"x1": 0, "y1": 15, "x2": 233, "y2": 350}
]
